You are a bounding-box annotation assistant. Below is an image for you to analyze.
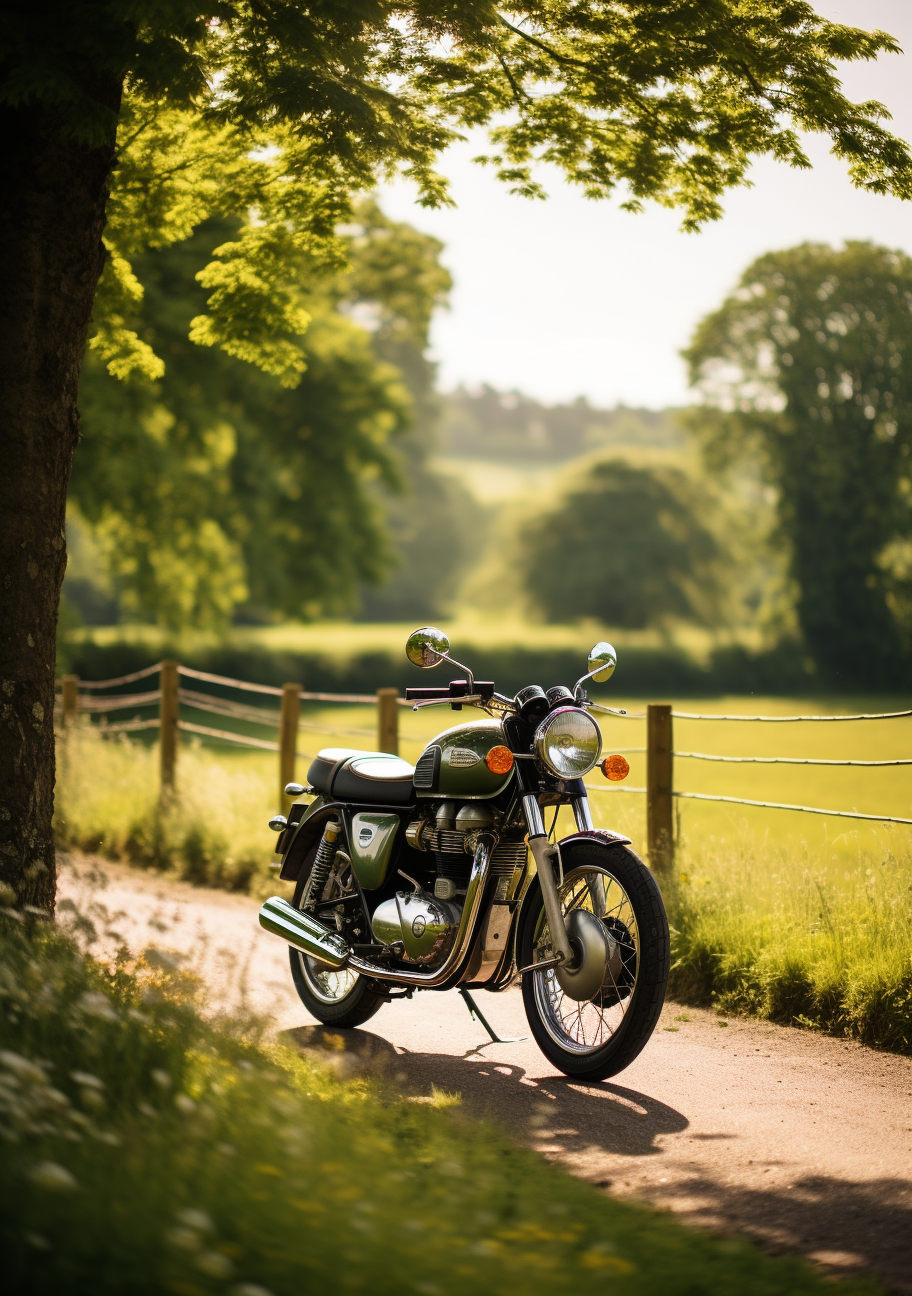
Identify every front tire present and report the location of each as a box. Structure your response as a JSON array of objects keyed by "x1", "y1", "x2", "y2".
[
  {"x1": 288, "y1": 853, "x2": 385, "y2": 1029},
  {"x1": 518, "y1": 841, "x2": 668, "y2": 1080}
]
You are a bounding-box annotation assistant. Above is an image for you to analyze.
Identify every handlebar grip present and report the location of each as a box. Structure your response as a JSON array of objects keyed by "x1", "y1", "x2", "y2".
[{"x1": 405, "y1": 687, "x2": 453, "y2": 700}]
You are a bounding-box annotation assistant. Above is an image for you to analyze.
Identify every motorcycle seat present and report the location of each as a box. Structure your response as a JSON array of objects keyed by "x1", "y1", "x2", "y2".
[{"x1": 307, "y1": 748, "x2": 416, "y2": 805}]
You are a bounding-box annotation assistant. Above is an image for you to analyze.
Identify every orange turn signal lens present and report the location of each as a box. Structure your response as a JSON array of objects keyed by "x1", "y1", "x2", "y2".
[
  {"x1": 601, "y1": 754, "x2": 630, "y2": 781},
  {"x1": 485, "y1": 745, "x2": 515, "y2": 775}
]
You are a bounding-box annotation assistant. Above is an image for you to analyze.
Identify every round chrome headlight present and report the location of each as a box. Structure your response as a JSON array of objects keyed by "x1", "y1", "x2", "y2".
[{"x1": 533, "y1": 707, "x2": 602, "y2": 780}]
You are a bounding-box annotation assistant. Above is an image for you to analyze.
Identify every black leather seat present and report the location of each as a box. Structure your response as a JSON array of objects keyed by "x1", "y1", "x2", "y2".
[{"x1": 307, "y1": 748, "x2": 416, "y2": 805}]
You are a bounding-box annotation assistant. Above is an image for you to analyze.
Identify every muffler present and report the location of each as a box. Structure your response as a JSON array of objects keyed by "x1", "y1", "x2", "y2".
[{"x1": 258, "y1": 896, "x2": 350, "y2": 969}]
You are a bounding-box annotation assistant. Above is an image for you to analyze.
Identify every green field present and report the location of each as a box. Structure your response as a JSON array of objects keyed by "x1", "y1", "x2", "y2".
[{"x1": 55, "y1": 693, "x2": 912, "y2": 1052}]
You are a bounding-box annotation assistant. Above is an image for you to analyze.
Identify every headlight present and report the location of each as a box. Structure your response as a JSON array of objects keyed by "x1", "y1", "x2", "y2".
[{"x1": 533, "y1": 707, "x2": 602, "y2": 779}]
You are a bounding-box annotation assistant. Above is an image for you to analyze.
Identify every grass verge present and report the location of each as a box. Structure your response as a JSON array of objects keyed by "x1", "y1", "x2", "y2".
[
  {"x1": 0, "y1": 898, "x2": 881, "y2": 1296},
  {"x1": 54, "y1": 726, "x2": 279, "y2": 895},
  {"x1": 665, "y1": 828, "x2": 912, "y2": 1053}
]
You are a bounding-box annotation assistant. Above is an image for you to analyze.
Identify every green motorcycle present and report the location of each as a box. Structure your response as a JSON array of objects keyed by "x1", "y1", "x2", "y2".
[{"x1": 259, "y1": 627, "x2": 669, "y2": 1081}]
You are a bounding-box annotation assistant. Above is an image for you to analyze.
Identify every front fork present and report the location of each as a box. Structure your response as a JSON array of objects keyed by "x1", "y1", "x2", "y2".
[
  {"x1": 521, "y1": 793, "x2": 586, "y2": 965},
  {"x1": 523, "y1": 794, "x2": 606, "y2": 966}
]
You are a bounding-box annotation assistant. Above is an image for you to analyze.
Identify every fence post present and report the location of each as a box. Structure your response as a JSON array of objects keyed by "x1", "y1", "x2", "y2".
[
  {"x1": 159, "y1": 660, "x2": 179, "y2": 795},
  {"x1": 280, "y1": 683, "x2": 302, "y2": 809},
  {"x1": 647, "y1": 703, "x2": 674, "y2": 873},
  {"x1": 61, "y1": 675, "x2": 79, "y2": 727},
  {"x1": 377, "y1": 687, "x2": 399, "y2": 756}
]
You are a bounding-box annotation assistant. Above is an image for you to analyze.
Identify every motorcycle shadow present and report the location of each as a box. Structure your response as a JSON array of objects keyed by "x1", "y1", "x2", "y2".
[{"x1": 278, "y1": 1022, "x2": 687, "y2": 1160}]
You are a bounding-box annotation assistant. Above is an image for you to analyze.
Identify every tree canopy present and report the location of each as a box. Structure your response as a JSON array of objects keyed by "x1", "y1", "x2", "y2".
[
  {"x1": 685, "y1": 241, "x2": 912, "y2": 685},
  {"x1": 74, "y1": 195, "x2": 459, "y2": 628},
  {"x1": 520, "y1": 459, "x2": 726, "y2": 628},
  {"x1": 11, "y1": 1, "x2": 912, "y2": 394}
]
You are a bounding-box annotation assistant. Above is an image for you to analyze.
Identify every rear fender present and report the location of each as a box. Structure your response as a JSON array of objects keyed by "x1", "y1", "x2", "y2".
[{"x1": 278, "y1": 800, "x2": 345, "y2": 882}]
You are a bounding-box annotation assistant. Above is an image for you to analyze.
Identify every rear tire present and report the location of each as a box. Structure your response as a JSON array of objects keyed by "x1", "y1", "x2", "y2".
[
  {"x1": 288, "y1": 856, "x2": 385, "y2": 1029},
  {"x1": 518, "y1": 841, "x2": 668, "y2": 1080}
]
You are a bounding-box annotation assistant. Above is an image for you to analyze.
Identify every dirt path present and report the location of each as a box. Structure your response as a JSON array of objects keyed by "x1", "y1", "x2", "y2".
[{"x1": 60, "y1": 854, "x2": 912, "y2": 1293}]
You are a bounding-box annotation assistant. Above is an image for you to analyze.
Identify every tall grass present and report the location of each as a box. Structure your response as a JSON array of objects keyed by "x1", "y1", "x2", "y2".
[
  {"x1": 666, "y1": 826, "x2": 912, "y2": 1052},
  {"x1": 55, "y1": 725, "x2": 278, "y2": 894},
  {"x1": 0, "y1": 903, "x2": 879, "y2": 1296}
]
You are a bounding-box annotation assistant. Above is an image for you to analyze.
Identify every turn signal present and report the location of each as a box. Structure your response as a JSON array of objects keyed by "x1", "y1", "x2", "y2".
[
  {"x1": 485, "y1": 745, "x2": 514, "y2": 775},
  {"x1": 601, "y1": 754, "x2": 630, "y2": 781}
]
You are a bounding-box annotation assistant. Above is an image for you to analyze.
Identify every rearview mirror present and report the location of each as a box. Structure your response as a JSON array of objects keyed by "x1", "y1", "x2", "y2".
[
  {"x1": 587, "y1": 642, "x2": 617, "y2": 684},
  {"x1": 406, "y1": 626, "x2": 450, "y2": 669}
]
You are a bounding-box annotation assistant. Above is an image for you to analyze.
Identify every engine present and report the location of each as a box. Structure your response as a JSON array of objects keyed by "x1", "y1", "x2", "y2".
[{"x1": 369, "y1": 801, "x2": 528, "y2": 967}]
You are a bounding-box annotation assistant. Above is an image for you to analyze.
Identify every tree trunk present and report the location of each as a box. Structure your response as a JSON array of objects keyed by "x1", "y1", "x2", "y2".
[{"x1": 0, "y1": 90, "x2": 119, "y2": 911}]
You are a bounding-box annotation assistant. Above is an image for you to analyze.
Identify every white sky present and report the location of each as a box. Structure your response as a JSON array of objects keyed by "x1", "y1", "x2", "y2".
[{"x1": 378, "y1": 0, "x2": 912, "y2": 409}]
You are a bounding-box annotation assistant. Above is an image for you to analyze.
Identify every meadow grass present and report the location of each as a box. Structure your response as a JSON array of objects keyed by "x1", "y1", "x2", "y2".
[
  {"x1": 54, "y1": 694, "x2": 912, "y2": 1051},
  {"x1": 0, "y1": 901, "x2": 881, "y2": 1296}
]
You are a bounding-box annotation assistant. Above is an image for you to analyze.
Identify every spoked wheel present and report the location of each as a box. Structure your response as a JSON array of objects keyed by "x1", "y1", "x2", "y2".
[
  {"x1": 518, "y1": 841, "x2": 668, "y2": 1080},
  {"x1": 289, "y1": 852, "x2": 385, "y2": 1028}
]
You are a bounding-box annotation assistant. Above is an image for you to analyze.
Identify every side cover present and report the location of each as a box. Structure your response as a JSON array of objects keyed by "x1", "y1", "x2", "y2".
[{"x1": 349, "y1": 812, "x2": 399, "y2": 889}]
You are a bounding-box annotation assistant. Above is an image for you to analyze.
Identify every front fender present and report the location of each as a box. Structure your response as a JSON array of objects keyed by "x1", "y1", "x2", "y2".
[{"x1": 512, "y1": 828, "x2": 633, "y2": 962}]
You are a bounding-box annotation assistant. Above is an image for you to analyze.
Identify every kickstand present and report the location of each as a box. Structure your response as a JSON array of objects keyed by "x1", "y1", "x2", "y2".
[{"x1": 458, "y1": 988, "x2": 526, "y2": 1045}]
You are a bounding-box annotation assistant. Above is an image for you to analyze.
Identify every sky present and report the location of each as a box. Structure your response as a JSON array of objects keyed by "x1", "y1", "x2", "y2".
[{"x1": 378, "y1": 1, "x2": 912, "y2": 410}]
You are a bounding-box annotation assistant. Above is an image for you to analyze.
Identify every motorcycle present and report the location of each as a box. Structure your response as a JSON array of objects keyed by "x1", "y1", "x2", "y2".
[{"x1": 259, "y1": 628, "x2": 669, "y2": 1081}]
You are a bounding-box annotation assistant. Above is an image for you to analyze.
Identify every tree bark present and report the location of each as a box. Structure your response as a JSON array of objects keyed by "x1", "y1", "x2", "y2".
[{"x1": 0, "y1": 89, "x2": 120, "y2": 911}]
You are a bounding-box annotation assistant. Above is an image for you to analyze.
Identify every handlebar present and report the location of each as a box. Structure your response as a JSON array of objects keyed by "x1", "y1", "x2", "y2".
[{"x1": 405, "y1": 680, "x2": 495, "y2": 702}]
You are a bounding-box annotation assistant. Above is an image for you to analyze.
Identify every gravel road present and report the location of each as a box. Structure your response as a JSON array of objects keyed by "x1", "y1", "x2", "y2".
[{"x1": 60, "y1": 853, "x2": 912, "y2": 1293}]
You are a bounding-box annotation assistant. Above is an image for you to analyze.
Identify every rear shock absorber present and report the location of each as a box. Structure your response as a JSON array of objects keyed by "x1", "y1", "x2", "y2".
[{"x1": 304, "y1": 820, "x2": 341, "y2": 910}]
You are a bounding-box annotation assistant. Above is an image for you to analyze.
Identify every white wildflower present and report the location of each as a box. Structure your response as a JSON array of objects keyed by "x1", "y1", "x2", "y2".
[
  {"x1": 194, "y1": 1251, "x2": 234, "y2": 1279},
  {"x1": 166, "y1": 1227, "x2": 202, "y2": 1252},
  {"x1": 70, "y1": 1071, "x2": 104, "y2": 1090},
  {"x1": 29, "y1": 1161, "x2": 77, "y2": 1191},
  {"x1": 78, "y1": 992, "x2": 116, "y2": 1021},
  {"x1": 176, "y1": 1208, "x2": 214, "y2": 1232}
]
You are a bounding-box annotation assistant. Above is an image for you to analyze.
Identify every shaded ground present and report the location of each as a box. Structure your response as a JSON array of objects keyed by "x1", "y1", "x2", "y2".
[{"x1": 60, "y1": 853, "x2": 912, "y2": 1293}]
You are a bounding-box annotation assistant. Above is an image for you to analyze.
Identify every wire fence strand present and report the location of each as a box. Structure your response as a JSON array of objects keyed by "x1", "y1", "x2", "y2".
[
  {"x1": 671, "y1": 789, "x2": 912, "y2": 825},
  {"x1": 671, "y1": 708, "x2": 912, "y2": 722},
  {"x1": 75, "y1": 663, "x2": 163, "y2": 690},
  {"x1": 177, "y1": 720, "x2": 280, "y2": 751},
  {"x1": 77, "y1": 690, "x2": 161, "y2": 713},
  {"x1": 177, "y1": 665, "x2": 285, "y2": 697},
  {"x1": 674, "y1": 751, "x2": 912, "y2": 767}
]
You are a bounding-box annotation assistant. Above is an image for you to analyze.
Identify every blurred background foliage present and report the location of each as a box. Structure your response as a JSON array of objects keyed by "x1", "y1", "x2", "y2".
[{"x1": 67, "y1": 231, "x2": 912, "y2": 690}]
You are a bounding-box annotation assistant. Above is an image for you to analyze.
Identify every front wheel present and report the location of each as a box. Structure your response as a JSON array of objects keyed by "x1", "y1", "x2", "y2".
[{"x1": 518, "y1": 841, "x2": 668, "y2": 1080}]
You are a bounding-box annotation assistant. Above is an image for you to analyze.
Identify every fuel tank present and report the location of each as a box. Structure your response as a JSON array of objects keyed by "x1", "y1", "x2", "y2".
[{"x1": 413, "y1": 718, "x2": 514, "y2": 800}]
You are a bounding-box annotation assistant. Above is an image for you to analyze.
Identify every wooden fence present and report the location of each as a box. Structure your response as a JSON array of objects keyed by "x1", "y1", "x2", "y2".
[{"x1": 56, "y1": 664, "x2": 912, "y2": 870}]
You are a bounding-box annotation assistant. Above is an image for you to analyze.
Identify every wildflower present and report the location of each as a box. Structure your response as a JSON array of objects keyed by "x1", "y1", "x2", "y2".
[
  {"x1": 177, "y1": 1208, "x2": 214, "y2": 1232},
  {"x1": 78, "y1": 991, "x2": 116, "y2": 1020},
  {"x1": 194, "y1": 1250, "x2": 234, "y2": 1278},
  {"x1": 29, "y1": 1161, "x2": 77, "y2": 1191},
  {"x1": 151, "y1": 1069, "x2": 172, "y2": 1089},
  {"x1": 175, "y1": 1094, "x2": 197, "y2": 1114},
  {"x1": 166, "y1": 1227, "x2": 201, "y2": 1251},
  {"x1": 70, "y1": 1070, "x2": 104, "y2": 1089},
  {"x1": 0, "y1": 1050, "x2": 46, "y2": 1084},
  {"x1": 232, "y1": 1285, "x2": 276, "y2": 1296}
]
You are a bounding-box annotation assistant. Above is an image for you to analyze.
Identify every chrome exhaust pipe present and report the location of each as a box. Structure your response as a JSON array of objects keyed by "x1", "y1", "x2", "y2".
[{"x1": 258, "y1": 896, "x2": 350, "y2": 969}]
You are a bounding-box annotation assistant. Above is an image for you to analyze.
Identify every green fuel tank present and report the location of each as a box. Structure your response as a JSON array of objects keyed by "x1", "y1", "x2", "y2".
[{"x1": 413, "y1": 718, "x2": 514, "y2": 799}]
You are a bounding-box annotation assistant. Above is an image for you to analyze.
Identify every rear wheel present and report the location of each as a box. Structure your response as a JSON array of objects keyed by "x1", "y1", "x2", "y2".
[
  {"x1": 288, "y1": 853, "x2": 385, "y2": 1028},
  {"x1": 518, "y1": 841, "x2": 668, "y2": 1080}
]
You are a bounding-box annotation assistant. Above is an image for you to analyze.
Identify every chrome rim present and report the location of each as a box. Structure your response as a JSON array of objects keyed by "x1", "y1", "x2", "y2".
[
  {"x1": 297, "y1": 858, "x2": 360, "y2": 1005},
  {"x1": 531, "y1": 865, "x2": 639, "y2": 1055}
]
